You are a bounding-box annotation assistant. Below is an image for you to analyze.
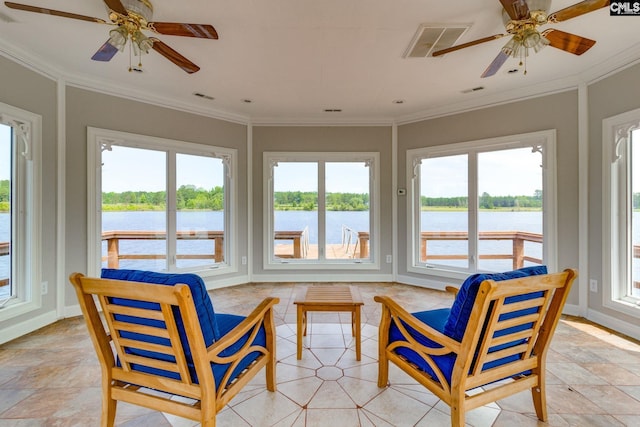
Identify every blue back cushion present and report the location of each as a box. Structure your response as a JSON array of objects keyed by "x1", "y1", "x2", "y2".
[
  {"x1": 443, "y1": 265, "x2": 548, "y2": 342},
  {"x1": 101, "y1": 268, "x2": 221, "y2": 344},
  {"x1": 101, "y1": 269, "x2": 265, "y2": 388}
]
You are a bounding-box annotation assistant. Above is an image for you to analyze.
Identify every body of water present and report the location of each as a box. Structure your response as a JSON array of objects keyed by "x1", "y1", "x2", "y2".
[{"x1": 1, "y1": 210, "x2": 636, "y2": 297}]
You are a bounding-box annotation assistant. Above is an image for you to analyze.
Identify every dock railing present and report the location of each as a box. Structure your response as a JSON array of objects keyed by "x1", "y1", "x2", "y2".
[
  {"x1": 101, "y1": 230, "x2": 224, "y2": 268},
  {"x1": 0, "y1": 241, "x2": 8, "y2": 287},
  {"x1": 419, "y1": 230, "x2": 543, "y2": 270}
]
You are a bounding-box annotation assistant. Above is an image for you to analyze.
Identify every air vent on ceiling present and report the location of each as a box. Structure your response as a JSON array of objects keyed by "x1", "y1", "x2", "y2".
[{"x1": 404, "y1": 24, "x2": 470, "y2": 58}]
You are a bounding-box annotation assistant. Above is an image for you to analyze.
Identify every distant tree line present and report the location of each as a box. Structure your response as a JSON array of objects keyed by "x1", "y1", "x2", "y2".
[
  {"x1": 421, "y1": 190, "x2": 544, "y2": 210},
  {"x1": 101, "y1": 185, "x2": 224, "y2": 211},
  {"x1": 0, "y1": 179, "x2": 8, "y2": 211},
  {"x1": 274, "y1": 191, "x2": 369, "y2": 211}
]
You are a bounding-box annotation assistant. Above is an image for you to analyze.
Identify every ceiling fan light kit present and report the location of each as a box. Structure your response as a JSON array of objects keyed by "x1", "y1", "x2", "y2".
[
  {"x1": 4, "y1": 0, "x2": 218, "y2": 73},
  {"x1": 432, "y1": 0, "x2": 609, "y2": 78}
]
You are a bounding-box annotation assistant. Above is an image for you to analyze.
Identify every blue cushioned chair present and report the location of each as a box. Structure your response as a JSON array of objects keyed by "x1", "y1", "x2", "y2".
[
  {"x1": 375, "y1": 267, "x2": 577, "y2": 427},
  {"x1": 70, "y1": 269, "x2": 279, "y2": 427}
]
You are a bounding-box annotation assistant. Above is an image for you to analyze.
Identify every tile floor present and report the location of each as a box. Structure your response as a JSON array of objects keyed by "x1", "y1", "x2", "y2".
[{"x1": 1, "y1": 281, "x2": 640, "y2": 426}]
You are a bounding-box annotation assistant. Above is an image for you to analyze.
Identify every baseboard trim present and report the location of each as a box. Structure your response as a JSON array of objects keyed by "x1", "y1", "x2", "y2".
[
  {"x1": 586, "y1": 308, "x2": 640, "y2": 341},
  {"x1": 395, "y1": 274, "x2": 448, "y2": 291},
  {"x1": 0, "y1": 310, "x2": 58, "y2": 345},
  {"x1": 251, "y1": 273, "x2": 393, "y2": 283},
  {"x1": 562, "y1": 303, "x2": 581, "y2": 317}
]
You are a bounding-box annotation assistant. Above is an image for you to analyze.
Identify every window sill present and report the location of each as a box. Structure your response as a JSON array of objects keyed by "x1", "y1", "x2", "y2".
[
  {"x1": 604, "y1": 297, "x2": 640, "y2": 320},
  {"x1": 0, "y1": 298, "x2": 40, "y2": 322}
]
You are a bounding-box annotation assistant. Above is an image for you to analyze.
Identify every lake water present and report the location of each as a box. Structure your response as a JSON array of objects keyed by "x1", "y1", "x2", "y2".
[{"x1": 1, "y1": 210, "x2": 635, "y2": 297}]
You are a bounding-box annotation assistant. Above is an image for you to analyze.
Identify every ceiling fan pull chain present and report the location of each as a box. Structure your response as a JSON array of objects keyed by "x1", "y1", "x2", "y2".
[{"x1": 128, "y1": 41, "x2": 133, "y2": 72}]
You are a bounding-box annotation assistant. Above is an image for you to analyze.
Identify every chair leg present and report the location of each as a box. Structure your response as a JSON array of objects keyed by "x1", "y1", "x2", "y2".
[
  {"x1": 531, "y1": 383, "x2": 548, "y2": 421},
  {"x1": 450, "y1": 392, "x2": 465, "y2": 427},
  {"x1": 377, "y1": 306, "x2": 391, "y2": 388},
  {"x1": 450, "y1": 405, "x2": 465, "y2": 427},
  {"x1": 266, "y1": 353, "x2": 277, "y2": 392},
  {"x1": 377, "y1": 352, "x2": 389, "y2": 388},
  {"x1": 101, "y1": 387, "x2": 117, "y2": 427},
  {"x1": 265, "y1": 308, "x2": 277, "y2": 392},
  {"x1": 201, "y1": 418, "x2": 216, "y2": 427}
]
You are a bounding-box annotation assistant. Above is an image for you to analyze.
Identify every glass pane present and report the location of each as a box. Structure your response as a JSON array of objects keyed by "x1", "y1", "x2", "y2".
[
  {"x1": 273, "y1": 162, "x2": 317, "y2": 260},
  {"x1": 101, "y1": 146, "x2": 167, "y2": 270},
  {"x1": 420, "y1": 154, "x2": 468, "y2": 269},
  {"x1": 478, "y1": 147, "x2": 543, "y2": 272},
  {"x1": 631, "y1": 129, "x2": 640, "y2": 298},
  {"x1": 0, "y1": 124, "x2": 12, "y2": 299},
  {"x1": 325, "y1": 162, "x2": 370, "y2": 260},
  {"x1": 176, "y1": 154, "x2": 225, "y2": 269}
]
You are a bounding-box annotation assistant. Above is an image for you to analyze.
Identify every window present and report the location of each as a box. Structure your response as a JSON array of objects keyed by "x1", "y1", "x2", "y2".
[
  {"x1": 264, "y1": 152, "x2": 379, "y2": 269},
  {"x1": 603, "y1": 109, "x2": 640, "y2": 316},
  {"x1": 407, "y1": 130, "x2": 556, "y2": 279},
  {"x1": 88, "y1": 128, "x2": 236, "y2": 278},
  {"x1": 0, "y1": 103, "x2": 41, "y2": 318}
]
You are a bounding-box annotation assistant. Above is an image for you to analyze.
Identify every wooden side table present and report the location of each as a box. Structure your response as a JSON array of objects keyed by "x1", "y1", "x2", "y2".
[{"x1": 293, "y1": 285, "x2": 364, "y2": 360}]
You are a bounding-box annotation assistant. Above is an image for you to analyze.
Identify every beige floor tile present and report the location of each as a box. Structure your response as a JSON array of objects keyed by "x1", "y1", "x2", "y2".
[
  {"x1": 277, "y1": 375, "x2": 324, "y2": 406},
  {"x1": 305, "y1": 408, "x2": 360, "y2": 427},
  {"x1": 364, "y1": 387, "x2": 430, "y2": 426},
  {"x1": 571, "y1": 384, "x2": 640, "y2": 415},
  {"x1": 3, "y1": 281, "x2": 640, "y2": 426}
]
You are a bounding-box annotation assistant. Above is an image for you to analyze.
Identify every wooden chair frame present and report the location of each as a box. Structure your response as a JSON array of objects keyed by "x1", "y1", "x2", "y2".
[
  {"x1": 70, "y1": 273, "x2": 279, "y2": 427},
  {"x1": 375, "y1": 269, "x2": 576, "y2": 427}
]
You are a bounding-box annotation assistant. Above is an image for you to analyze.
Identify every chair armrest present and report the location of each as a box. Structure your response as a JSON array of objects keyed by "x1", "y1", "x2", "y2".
[
  {"x1": 207, "y1": 297, "x2": 279, "y2": 361},
  {"x1": 444, "y1": 286, "x2": 459, "y2": 297},
  {"x1": 374, "y1": 295, "x2": 460, "y2": 354}
]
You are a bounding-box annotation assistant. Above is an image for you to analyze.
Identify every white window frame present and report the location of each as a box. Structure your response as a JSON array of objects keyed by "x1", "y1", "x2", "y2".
[
  {"x1": 263, "y1": 152, "x2": 380, "y2": 270},
  {"x1": 87, "y1": 127, "x2": 237, "y2": 279},
  {"x1": 603, "y1": 108, "x2": 640, "y2": 318},
  {"x1": 0, "y1": 102, "x2": 42, "y2": 321},
  {"x1": 407, "y1": 130, "x2": 557, "y2": 281}
]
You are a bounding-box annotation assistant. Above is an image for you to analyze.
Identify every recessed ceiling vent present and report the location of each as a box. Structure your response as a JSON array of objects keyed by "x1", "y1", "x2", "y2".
[{"x1": 404, "y1": 24, "x2": 470, "y2": 58}]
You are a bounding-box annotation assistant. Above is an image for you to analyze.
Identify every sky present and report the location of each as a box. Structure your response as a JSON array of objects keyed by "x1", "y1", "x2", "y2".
[
  {"x1": 4, "y1": 129, "x2": 640, "y2": 195},
  {"x1": 101, "y1": 145, "x2": 224, "y2": 192},
  {"x1": 421, "y1": 147, "x2": 544, "y2": 198},
  {"x1": 274, "y1": 161, "x2": 370, "y2": 193}
]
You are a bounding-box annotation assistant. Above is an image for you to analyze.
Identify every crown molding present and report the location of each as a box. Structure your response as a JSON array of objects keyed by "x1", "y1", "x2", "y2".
[
  {"x1": 396, "y1": 43, "x2": 640, "y2": 126},
  {"x1": 0, "y1": 37, "x2": 63, "y2": 81},
  {"x1": 250, "y1": 117, "x2": 395, "y2": 126},
  {"x1": 0, "y1": 38, "x2": 250, "y2": 126},
  {"x1": 64, "y1": 74, "x2": 250, "y2": 125},
  {"x1": 3, "y1": 34, "x2": 640, "y2": 128}
]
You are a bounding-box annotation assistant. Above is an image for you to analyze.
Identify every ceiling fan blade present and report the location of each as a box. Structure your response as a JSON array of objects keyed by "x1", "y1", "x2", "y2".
[
  {"x1": 148, "y1": 22, "x2": 218, "y2": 39},
  {"x1": 150, "y1": 38, "x2": 200, "y2": 74},
  {"x1": 481, "y1": 50, "x2": 510, "y2": 78},
  {"x1": 4, "y1": 2, "x2": 107, "y2": 23},
  {"x1": 548, "y1": 0, "x2": 610, "y2": 23},
  {"x1": 541, "y1": 28, "x2": 596, "y2": 55},
  {"x1": 103, "y1": 0, "x2": 128, "y2": 16},
  {"x1": 432, "y1": 34, "x2": 506, "y2": 57},
  {"x1": 499, "y1": 0, "x2": 530, "y2": 20},
  {"x1": 91, "y1": 40, "x2": 119, "y2": 62}
]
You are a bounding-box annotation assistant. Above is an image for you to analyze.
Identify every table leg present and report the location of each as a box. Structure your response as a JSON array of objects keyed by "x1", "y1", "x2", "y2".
[
  {"x1": 297, "y1": 305, "x2": 304, "y2": 359},
  {"x1": 354, "y1": 306, "x2": 361, "y2": 361}
]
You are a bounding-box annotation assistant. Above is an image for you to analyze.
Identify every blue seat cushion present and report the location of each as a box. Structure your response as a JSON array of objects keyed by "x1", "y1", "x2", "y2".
[
  {"x1": 388, "y1": 307, "x2": 534, "y2": 386},
  {"x1": 443, "y1": 265, "x2": 548, "y2": 342},
  {"x1": 120, "y1": 313, "x2": 267, "y2": 387},
  {"x1": 389, "y1": 308, "x2": 457, "y2": 384}
]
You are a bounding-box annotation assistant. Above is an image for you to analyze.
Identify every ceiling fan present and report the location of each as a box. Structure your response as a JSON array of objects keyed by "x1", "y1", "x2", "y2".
[
  {"x1": 432, "y1": 0, "x2": 610, "y2": 77},
  {"x1": 4, "y1": 0, "x2": 218, "y2": 73}
]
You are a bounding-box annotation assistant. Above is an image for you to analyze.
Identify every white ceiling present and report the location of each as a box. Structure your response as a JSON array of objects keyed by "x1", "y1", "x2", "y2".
[{"x1": 0, "y1": 0, "x2": 638, "y2": 124}]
